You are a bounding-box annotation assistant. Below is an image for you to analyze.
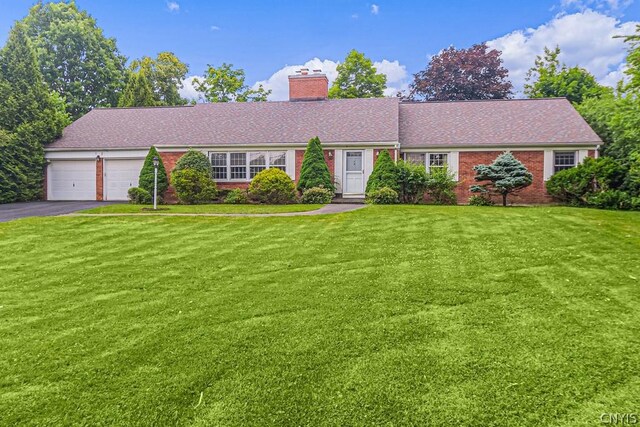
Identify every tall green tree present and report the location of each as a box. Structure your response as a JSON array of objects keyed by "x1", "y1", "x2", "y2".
[
  {"x1": 118, "y1": 71, "x2": 157, "y2": 107},
  {"x1": 621, "y1": 24, "x2": 640, "y2": 92},
  {"x1": 525, "y1": 46, "x2": 610, "y2": 104},
  {"x1": 22, "y1": 1, "x2": 127, "y2": 119},
  {"x1": 329, "y1": 50, "x2": 387, "y2": 99},
  {"x1": 128, "y1": 53, "x2": 189, "y2": 106},
  {"x1": 0, "y1": 23, "x2": 69, "y2": 203},
  {"x1": 470, "y1": 152, "x2": 533, "y2": 206},
  {"x1": 297, "y1": 137, "x2": 334, "y2": 192},
  {"x1": 193, "y1": 63, "x2": 270, "y2": 102}
]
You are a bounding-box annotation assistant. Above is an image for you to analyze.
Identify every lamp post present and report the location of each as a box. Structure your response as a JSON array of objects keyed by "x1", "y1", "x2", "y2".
[{"x1": 152, "y1": 156, "x2": 159, "y2": 210}]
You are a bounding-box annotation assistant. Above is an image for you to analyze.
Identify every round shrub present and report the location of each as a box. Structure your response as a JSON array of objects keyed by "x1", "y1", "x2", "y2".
[
  {"x1": 127, "y1": 187, "x2": 152, "y2": 204},
  {"x1": 366, "y1": 187, "x2": 398, "y2": 204},
  {"x1": 248, "y1": 168, "x2": 296, "y2": 204},
  {"x1": 224, "y1": 188, "x2": 249, "y2": 204},
  {"x1": 173, "y1": 149, "x2": 211, "y2": 174},
  {"x1": 171, "y1": 169, "x2": 217, "y2": 204},
  {"x1": 468, "y1": 194, "x2": 494, "y2": 206},
  {"x1": 301, "y1": 186, "x2": 333, "y2": 204},
  {"x1": 585, "y1": 190, "x2": 633, "y2": 210}
]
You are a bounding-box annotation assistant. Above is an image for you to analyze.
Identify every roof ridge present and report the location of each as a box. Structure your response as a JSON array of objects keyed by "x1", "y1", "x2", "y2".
[{"x1": 401, "y1": 97, "x2": 568, "y2": 105}]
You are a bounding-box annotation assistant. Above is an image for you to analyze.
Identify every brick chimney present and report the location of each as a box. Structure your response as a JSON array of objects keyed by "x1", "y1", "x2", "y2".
[{"x1": 288, "y1": 68, "x2": 328, "y2": 101}]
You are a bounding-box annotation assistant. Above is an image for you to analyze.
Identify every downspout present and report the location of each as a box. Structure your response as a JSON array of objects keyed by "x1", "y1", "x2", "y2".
[{"x1": 595, "y1": 145, "x2": 600, "y2": 159}]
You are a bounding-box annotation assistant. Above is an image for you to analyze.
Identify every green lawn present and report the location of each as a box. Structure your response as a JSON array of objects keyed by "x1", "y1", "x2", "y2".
[
  {"x1": 79, "y1": 203, "x2": 324, "y2": 214},
  {"x1": 0, "y1": 206, "x2": 639, "y2": 426}
]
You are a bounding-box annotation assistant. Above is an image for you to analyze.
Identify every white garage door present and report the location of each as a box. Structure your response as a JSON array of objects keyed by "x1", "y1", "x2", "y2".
[
  {"x1": 104, "y1": 159, "x2": 145, "y2": 201},
  {"x1": 48, "y1": 160, "x2": 96, "y2": 201}
]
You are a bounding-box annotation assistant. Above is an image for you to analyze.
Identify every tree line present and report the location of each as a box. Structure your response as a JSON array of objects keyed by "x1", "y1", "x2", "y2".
[{"x1": 1, "y1": 1, "x2": 639, "y2": 204}]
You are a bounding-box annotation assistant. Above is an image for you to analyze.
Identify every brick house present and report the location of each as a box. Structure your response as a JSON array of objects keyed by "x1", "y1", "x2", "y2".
[{"x1": 44, "y1": 70, "x2": 601, "y2": 204}]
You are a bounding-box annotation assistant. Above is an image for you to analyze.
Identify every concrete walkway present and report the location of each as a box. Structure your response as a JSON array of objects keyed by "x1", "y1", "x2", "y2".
[{"x1": 69, "y1": 203, "x2": 367, "y2": 218}]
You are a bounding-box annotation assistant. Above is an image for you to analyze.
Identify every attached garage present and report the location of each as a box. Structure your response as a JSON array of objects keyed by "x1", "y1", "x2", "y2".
[
  {"x1": 104, "y1": 159, "x2": 145, "y2": 201},
  {"x1": 47, "y1": 160, "x2": 96, "y2": 201}
]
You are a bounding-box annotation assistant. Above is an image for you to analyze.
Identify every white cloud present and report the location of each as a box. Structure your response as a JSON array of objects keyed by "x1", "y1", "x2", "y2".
[
  {"x1": 179, "y1": 76, "x2": 200, "y2": 101},
  {"x1": 210, "y1": 25, "x2": 220, "y2": 31},
  {"x1": 371, "y1": 4, "x2": 379, "y2": 15},
  {"x1": 487, "y1": 10, "x2": 638, "y2": 95},
  {"x1": 252, "y1": 57, "x2": 408, "y2": 101},
  {"x1": 166, "y1": 1, "x2": 180, "y2": 12},
  {"x1": 351, "y1": 13, "x2": 359, "y2": 19}
]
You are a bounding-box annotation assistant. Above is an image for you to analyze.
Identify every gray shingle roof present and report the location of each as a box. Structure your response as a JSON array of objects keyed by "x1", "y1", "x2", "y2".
[
  {"x1": 47, "y1": 97, "x2": 601, "y2": 150},
  {"x1": 399, "y1": 98, "x2": 601, "y2": 147},
  {"x1": 47, "y1": 98, "x2": 400, "y2": 149}
]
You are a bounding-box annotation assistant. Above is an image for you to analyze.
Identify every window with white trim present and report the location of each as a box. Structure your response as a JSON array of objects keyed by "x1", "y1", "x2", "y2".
[
  {"x1": 211, "y1": 153, "x2": 227, "y2": 180},
  {"x1": 208, "y1": 151, "x2": 288, "y2": 181},
  {"x1": 429, "y1": 153, "x2": 448, "y2": 170},
  {"x1": 554, "y1": 151, "x2": 576, "y2": 174},
  {"x1": 403, "y1": 152, "x2": 448, "y2": 171}
]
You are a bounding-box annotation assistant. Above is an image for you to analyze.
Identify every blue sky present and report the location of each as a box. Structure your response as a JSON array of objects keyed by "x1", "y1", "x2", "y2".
[{"x1": 1, "y1": 0, "x2": 639, "y2": 100}]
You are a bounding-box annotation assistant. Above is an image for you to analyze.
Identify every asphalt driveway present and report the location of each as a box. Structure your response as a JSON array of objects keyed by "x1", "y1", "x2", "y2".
[{"x1": 0, "y1": 202, "x2": 118, "y2": 223}]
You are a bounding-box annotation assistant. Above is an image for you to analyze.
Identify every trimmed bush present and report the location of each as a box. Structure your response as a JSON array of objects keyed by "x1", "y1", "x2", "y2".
[
  {"x1": 297, "y1": 137, "x2": 334, "y2": 193},
  {"x1": 396, "y1": 159, "x2": 428, "y2": 203},
  {"x1": 127, "y1": 187, "x2": 151, "y2": 204},
  {"x1": 546, "y1": 157, "x2": 627, "y2": 205},
  {"x1": 301, "y1": 186, "x2": 333, "y2": 204},
  {"x1": 468, "y1": 194, "x2": 494, "y2": 206},
  {"x1": 585, "y1": 190, "x2": 634, "y2": 210},
  {"x1": 224, "y1": 188, "x2": 249, "y2": 204},
  {"x1": 249, "y1": 168, "x2": 297, "y2": 204},
  {"x1": 173, "y1": 149, "x2": 211, "y2": 174},
  {"x1": 366, "y1": 187, "x2": 399, "y2": 204},
  {"x1": 138, "y1": 146, "x2": 168, "y2": 197},
  {"x1": 366, "y1": 150, "x2": 399, "y2": 193},
  {"x1": 171, "y1": 169, "x2": 217, "y2": 204},
  {"x1": 426, "y1": 166, "x2": 457, "y2": 205}
]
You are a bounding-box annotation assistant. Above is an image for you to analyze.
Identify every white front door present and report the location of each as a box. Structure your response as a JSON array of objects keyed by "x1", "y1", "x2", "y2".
[
  {"x1": 344, "y1": 150, "x2": 364, "y2": 195},
  {"x1": 48, "y1": 160, "x2": 96, "y2": 201},
  {"x1": 104, "y1": 159, "x2": 145, "y2": 201}
]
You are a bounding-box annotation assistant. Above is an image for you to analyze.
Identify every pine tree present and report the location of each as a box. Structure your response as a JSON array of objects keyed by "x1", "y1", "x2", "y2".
[
  {"x1": 297, "y1": 137, "x2": 334, "y2": 192},
  {"x1": 118, "y1": 71, "x2": 157, "y2": 107},
  {"x1": 138, "y1": 147, "x2": 168, "y2": 198},
  {"x1": 470, "y1": 152, "x2": 533, "y2": 206},
  {"x1": 366, "y1": 150, "x2": 399, "y2": 193},
  {"x1": 0, "y1": 23, "x2": 69, "y2": 203}
]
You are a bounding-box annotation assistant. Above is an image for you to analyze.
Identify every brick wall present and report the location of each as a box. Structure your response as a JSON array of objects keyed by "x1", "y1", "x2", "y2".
[
  {"x1": 288, "y1": 75, "x2": 328, "y2": 101},
  {"x1": 158, "y1": 151, "x2": 185, "y2": 203},
  {"x1": 96, "y1": 158, "x2": 104, "y2": 201},
  {"x1": 295, "y1": 149, "x2": 335, "y2": 182}
]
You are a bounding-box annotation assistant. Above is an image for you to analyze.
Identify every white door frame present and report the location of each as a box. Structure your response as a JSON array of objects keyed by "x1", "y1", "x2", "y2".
[{"x1": 343, "y1": 150, "x2": 365, "y2": 197}]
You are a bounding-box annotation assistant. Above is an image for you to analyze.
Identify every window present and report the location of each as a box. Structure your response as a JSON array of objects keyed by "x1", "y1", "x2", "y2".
[
  {"x1": 405, "y1": 153, "x2": 425, "y2": 165},
  {"x1": 270, "y1": 151, "x2": 286, "y2": 172},
  {"x1": 429, "y1": 153, "x2": 448, "y2": 169},
  {"x1": 211, "y1": 153, "x2": 227, "y2": 180},
  {"x1": 230, "y1": 153, "x2": 247, "y2": 179},
  {"x1": 209, "y1": 151, "x2": 288, "y2": 181},
  {"x1": 403, "y1": 152, "x2": 448, "y2": 171},
  {"x1": 554, "y1": 151, "x2": 576, "y2": 173},
  {"x1": 249, "y1": 152, "x2": 266, "y2": 178}
]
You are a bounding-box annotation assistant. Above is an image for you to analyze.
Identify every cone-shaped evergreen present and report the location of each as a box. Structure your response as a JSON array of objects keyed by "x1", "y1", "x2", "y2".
[
  {"x1": 365, "y1": 150, "x2": 399, "y2": 193},
  {"x1": 470, "y1": 152, "x2": 533, "y2": 206},
  {"x1": 0, "y1": 23, "x2": 69, "y2": 203},
  {"x1": 297, "y1": 137, "x2": 334, "y2": 192},
  {"x1": 138, "y1": 146, "x2": 168, "y2": 198}
]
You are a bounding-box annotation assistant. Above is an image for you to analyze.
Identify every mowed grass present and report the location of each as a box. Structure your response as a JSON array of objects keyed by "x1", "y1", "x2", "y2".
[
  {"x1": 80, "y1": 203, "x2": 324, "y2": 214},
  {"x1": 0, "y1": 206, "x2": 639, "y2": 426}
]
